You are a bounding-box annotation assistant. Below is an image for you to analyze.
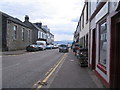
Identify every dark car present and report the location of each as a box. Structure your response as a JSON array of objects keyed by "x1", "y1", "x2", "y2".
[
  {"x1": 26, "y1": 45, "x2": 39, "y2": 52},
  {"x1": 59, "y1": 44, "x2": 69, "y2": 52}
]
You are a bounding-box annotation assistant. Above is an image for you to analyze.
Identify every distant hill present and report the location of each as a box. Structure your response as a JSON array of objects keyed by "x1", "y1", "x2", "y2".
[{"x1": 54, "y1": 40, "x2": 73, "y2": 45}]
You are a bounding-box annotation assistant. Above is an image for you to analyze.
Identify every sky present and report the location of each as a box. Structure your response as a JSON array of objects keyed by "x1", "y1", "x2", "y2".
[{"x1": 0, "y1": 0, "x2": 85, "y2": 41}]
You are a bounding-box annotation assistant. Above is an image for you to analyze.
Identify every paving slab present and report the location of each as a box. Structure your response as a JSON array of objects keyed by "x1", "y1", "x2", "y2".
[
  {"x1": 2, "y1": 50, "x2": 27, "y2": 55},
  {"x1": 49, "y1": 50, "x2": 104, "y2": 88}
]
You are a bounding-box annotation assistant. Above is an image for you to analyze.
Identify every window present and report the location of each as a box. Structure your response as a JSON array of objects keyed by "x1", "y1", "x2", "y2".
[
  {"x1": 38, "y1": 31, "x2": 41, "y2": 39},
  {"x1": 43, "y1": 33, "x2": 45, "y2": 39},
  {"x1": 86, "y1": 2, "x2": 88, "y2": 23},
  {"x1": 22, "y1": 28, "x2": 24, "y2": 40},
  {"x1": 40, "y1": 32, "x2": 42, "y2": 38},
  {"x1": 42, "y1": 33, "x2": 44, "y2": 38},
  {"x1": 28, "y1": 30, "x2": 30, "y2": 41},
  {"x1": 99, "y1": 20, "x2": 107, "y2": 67},
  {"x1": 82, "y1": 14, "x2": 84, "y2": 28},
  {"x1": 13, "y1": 25, "x2": 17, "y2": 40},
  {"x1": 79, "y1": 20, "x2": 81, "y2": 31}
]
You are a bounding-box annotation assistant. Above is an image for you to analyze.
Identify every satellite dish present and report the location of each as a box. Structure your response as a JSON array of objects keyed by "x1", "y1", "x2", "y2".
[{"x1": 113, "y1": 0, "x2": 120, "y2": 11}]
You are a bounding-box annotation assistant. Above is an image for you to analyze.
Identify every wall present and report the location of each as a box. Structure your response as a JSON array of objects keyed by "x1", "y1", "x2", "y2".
[
  {"x1": 95, "y1": 2, "x2": 110, "y2": 85},
  {"x1": 7, "y1": 21, "x2": 32, "y2": 51},
  {"x1": 32, "y1": 28, "x2": 38, "y2": 44},
  {"x1": 0, "y1": 12, "x2": 2, "y2": 51},
  {"x1": 80, "y1": 23, "x2": 89, "y2": 39}
]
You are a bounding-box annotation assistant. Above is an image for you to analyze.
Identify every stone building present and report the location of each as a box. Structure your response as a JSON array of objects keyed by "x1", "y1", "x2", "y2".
[
  {"x1": 1, "y1": 12, "x2": 32, "y2": 51},
  {"x1": 1, "y1": 12, "x2": 55, "y2": 51},
  {"x1": 42, "y1": 25, "x2": 54, "y2": 45},
  {"x1": 34, "y1": 23, "x2": 47, "y2": 42},
  {"x1": 24, "y1": 15, "x2": 40, "y2": 44}
]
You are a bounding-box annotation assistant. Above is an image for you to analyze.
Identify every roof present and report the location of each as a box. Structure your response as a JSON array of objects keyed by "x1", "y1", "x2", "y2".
[
  {"x1": 1, "y1": 11, "x2": 30, "y2": 28},
  {"x1": 24, "y1": 21, "x2": 46, "y2": 33},
  {"x1": 32, "y1": 23, "x2": 46, "y2": 33}
]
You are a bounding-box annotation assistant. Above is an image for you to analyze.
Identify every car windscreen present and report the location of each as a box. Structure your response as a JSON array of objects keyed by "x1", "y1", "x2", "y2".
[
  {"x1": 59, "y1": 45, "x2": 67, "y2": 47},
  {"x1": 75, "y1": 44, "x2": 79, "y2": 46}
]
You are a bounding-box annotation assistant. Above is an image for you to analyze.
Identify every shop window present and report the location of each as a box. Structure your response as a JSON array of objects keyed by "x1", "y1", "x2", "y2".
[{"x1": 99, "y1": 19, "x2": 107, "y2": 67}]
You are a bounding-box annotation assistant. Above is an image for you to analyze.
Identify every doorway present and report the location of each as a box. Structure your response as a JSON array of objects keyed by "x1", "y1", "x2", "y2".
[
  {"x1": 91, "y1": 29, "x2": 96, "y2": 70},
  {"x1": 110, "y1": 12, "x2": 120, "y2": 88}
]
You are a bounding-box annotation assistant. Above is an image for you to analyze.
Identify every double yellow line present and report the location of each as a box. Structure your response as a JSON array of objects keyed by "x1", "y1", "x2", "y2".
[{"x1": 35, "y1": 53, "x2": 67, "y2": 90}]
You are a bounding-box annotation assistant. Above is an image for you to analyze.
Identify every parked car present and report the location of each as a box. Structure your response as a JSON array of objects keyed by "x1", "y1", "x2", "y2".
[
  {"x1": 53, "y1": 44, "x2": 59, "y2": 49},
  {"x1": 59, "y1": 44, "x2": 69, "y2": 52},
  {"x1": 37, "y1": 45, "x2": 45, "y2": 51},
  {"x1": 46, "y1": 45, "x2": 53, "y2": 49},
  {"x1": 36, "y1": 41, "x2": 46, "y2": 50},
  {"x1": 26, "y1": 45, "x2": 39, "y2": 52}
]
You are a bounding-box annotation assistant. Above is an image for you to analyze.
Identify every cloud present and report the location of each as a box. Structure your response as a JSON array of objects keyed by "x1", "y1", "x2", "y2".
[
  {"x1": 72, "y1": 17, "x2": 79, "y2": 22},
  {"x1": 54, "y1": 34, "x2": 73, "y2": 41},
  {"x1": 0, "y1": 0, "x2": 85, "y2": 41}
]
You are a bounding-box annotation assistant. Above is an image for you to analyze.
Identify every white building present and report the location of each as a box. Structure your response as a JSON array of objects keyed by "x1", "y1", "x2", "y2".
[{"x1": 75, "y1": 0, "x2": 120, "y2": 88}]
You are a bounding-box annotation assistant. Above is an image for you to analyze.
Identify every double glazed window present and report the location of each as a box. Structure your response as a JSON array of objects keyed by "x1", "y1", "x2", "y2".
[
  {"x1": 99, "y1": 20, "x2": 107, "y2": 67},
  {"x1": 13, "y1": 25, "x2": 17, "y2": 40}
]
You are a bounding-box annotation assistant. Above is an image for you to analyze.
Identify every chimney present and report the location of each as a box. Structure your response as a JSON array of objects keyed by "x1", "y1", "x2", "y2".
[
  {"x1": 25, "y1": 15, "x2": 29, "y2": 22},
  {"x1": 35, "y1": 22, "x2": 42, "y2": 28}
]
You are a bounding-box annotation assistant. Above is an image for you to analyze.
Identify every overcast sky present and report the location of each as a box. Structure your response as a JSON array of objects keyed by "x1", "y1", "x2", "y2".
[{"x1": 0, "y1": 0, "x2": 85, "y2": 41}]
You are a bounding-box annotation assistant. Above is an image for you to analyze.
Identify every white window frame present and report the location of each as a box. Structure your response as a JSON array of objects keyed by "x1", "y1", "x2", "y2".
[
  {"x1": 22, "y1": 28, "x2": 24, "y2": 41},
  {"x1": 28, "y1": 30, "x2": 30, "y2": 41},
  {"x1": 13, "y1": 25, "x2": 17, "y2": 40}
]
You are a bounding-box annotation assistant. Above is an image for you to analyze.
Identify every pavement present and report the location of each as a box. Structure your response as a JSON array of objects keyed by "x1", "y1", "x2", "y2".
[
  {"x1": 43, "y1": 50, "x2": 104, "y2": 88},
  {"x1": 2, "y1": 50, "x2": 28, "y2": 56}
]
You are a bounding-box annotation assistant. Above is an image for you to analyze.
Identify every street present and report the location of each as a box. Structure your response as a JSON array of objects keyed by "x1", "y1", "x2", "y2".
[
  {"x1": 2, "y1": 49, "x2": 103, "y2": 88},
  {"x1": 2, "y1": 49, "x2": 64, "y2": 88}
]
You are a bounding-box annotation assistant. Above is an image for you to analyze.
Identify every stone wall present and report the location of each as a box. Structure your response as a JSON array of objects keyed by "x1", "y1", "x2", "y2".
[{"x1": 6, "y1": 21, "x2": 32, "y2": 51}]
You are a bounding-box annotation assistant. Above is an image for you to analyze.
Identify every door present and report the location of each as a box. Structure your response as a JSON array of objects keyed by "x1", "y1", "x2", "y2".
[
  {"x1": 92, "y1": 29, "x2": 96, "y2": 70},
  {"x1": 110, "y1": 12, "x2": 120, "y2": 88}
]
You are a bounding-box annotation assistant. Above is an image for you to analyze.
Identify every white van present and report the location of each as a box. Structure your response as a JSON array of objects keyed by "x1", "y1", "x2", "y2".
[{"x1": 36, "y1": 41, "x2": 46, "y2": 50}]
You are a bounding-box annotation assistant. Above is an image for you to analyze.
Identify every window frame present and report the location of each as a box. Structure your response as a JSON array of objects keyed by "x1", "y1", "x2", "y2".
[
  {"x1": 28, "y1": 30, "x2": 30, "y2": 42},
  {"x1": 22, "y1": 28, "x2": 25, "y2": 41},
  {"x1": 86, "y1": 2, "x2": 88, "y2": 23},
  {"x1": 13, "y1": 25, "x2": 17, "y2": 40},
  {"x1": 97, "y1": 18, "x2": 107, "y2": 74},
  {"x1": 82, "y1": 13, "x2": 84, "y2": 29}
]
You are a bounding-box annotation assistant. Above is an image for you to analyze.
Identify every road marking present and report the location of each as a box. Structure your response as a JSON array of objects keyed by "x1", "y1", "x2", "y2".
[
  {"x1": 32, "y1": 54, "x2": 66, "y2": 88},
  {"x1": 70, "y1": 60, "x2": 74, "y2": 62},
  {"x1": 34, "y1": 53, "x2": 67, "y2": 89}
]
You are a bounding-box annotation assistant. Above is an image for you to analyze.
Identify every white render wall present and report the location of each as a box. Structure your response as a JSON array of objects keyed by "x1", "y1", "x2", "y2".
[
  {"x1": 96, "y1": 22, "x2": 109, "y2": 83},
  {"x1": 79, "y1": 23, "x2": 89, "y2": 39},
  {"x1": 94, "y1": 1, "x2": 119, "y2": 83},
  {"x1": 95, "y1": 2, "x2": 110, "y2": 83},
  {"x1": 79, "y1": 1, "x2": 120, "y2": 86}
]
